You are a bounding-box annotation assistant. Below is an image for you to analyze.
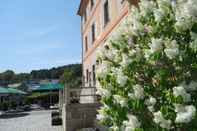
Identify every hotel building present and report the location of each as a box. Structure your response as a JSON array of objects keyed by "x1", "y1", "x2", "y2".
[{"x1": 78, "y1": 0, "x2": 138, "y2": 87}]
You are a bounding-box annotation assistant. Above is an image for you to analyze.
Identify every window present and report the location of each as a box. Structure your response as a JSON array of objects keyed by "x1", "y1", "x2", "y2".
[
  {"x1": 91, "y1": 23, "x2": 96, "y2": 43},
  {"x1": 117, "y1": 0, "x2": 125, "y2": 10},
  {"x1": 104, "y1": 0, "x2": 110, "y2": 26},
  {"x1": 90, "y1": 0, "x2": 94, "y2": 9},
  {"x1": 84, "y1": 10, "x2": 87, "y2": 23},
  {"x1": 92, "y1": 65, "x2": 96, "y2": 86},
  {"x1": 89, "y1": 71, "x2": 92, "y2": 86},
  {"x1": 121, "y1": 0, "x2": 125, "y2": 4},
  {"x1": 86, "y1": 69, "x2": 89, "y2": 83},
  {"x1": 85, "y1": 36, "x2": 88, "y2": 52}
]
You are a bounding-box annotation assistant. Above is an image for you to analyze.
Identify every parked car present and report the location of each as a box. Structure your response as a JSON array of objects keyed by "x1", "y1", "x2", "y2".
[
  {"x1": 51, "y1": 116, "x2": 62, "y2": 126},
  {"x1": 50, "y1": 104, "x2": 59, "y2": 109},
  {"x1": 21, "y1": 105, "x2": 31, "y2": 111},
  {"x1": 30, "y1": 104, "x2": 43, "y2": 110},
  {"x1": 51, "y1": 111, "x2": 59, "y2": 118},
  {"x1": 0, "y1": 111, "x2": 4, "y2": 116},
  {"x1": 51, "y1": 111, "x2": 62, "y2": 126}
]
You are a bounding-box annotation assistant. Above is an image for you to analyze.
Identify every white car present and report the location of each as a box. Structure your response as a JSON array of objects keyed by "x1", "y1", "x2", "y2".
[
  {"x1": 0, "y1": 111, "x2": 4, "y2": 115},
  {"x1": 50, "y1": 104, "x2": 59, "y2": 109}
]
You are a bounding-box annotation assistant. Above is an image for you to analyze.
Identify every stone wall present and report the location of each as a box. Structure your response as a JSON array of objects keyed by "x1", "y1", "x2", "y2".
[{"x1": 62, "y1": 103, "x2": 101, "y2": 131}]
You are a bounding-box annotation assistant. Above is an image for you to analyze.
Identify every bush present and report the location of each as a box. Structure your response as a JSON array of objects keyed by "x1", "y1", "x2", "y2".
[
  {"x1": 10, "y1": 101, "x2": 17, "y2": 109},
  {"x1": 0, "y1": 102, "x2": 9, "y2": 111},
  {"x1": 96, "y1": 0, "x2": 197, "y2": 130}
]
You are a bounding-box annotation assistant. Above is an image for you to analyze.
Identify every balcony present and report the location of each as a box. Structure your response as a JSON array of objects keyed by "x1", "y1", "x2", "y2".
[{"x1": 61, "y1": 86, "x2": 100, "y2": 105}]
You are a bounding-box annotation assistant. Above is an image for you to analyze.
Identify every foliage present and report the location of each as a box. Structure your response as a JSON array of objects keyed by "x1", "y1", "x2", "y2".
[
  {"x1": 96, "y1": 0, "x2": 197, "y2": 130},
  {"x1": 60, "y1": 64, "x2": 82, "y2": 88},
  {"x1": 30, "y1": 64, "x2": 81, "y2": 80},
  {"x1": 27, "y1": 92, "x2": 58, "y2": 99},
  {"x1": 0, "y1": 101, "x2": 21, "y2": 110},
  {"x1": 10, "y1": 101, "x2": 17, "y2": 109},
  {"x1": 0, "y1": 102, "x2": 10, "y2": 111},
  {"x1": 0, "y1": 64, "x2": 81, "y2": 86},
  {"x1": 27, "y1": 92, "x2": 59, "y2": 107}
]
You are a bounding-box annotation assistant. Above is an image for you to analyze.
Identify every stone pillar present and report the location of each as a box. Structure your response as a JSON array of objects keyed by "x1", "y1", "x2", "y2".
[{"x1": 64, "y1": 85, "x2": 70, "y2": 105}]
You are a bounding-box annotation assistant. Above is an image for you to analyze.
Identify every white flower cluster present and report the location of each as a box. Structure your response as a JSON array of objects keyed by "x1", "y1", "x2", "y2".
[
  {"x1": 113, "y1": 95, "x2": 128, "y2": 107},
  {"x1": 175, "y1": 0, "x2": 197, "y2": 32},
  {"x1": 146, "y1": 38, "x2": 180, "y2": 60},
  {"x1": 172, "y1": 81, "x2": 197, "y2": 123},
  {"x1": 96, "y1": 0, "x2": 197, "y2": 130},
  {"x1": 121, "y1": 54, "x2": 133, "y2": 67},
  {"x1": 164, "y1": 40, "x2": 179, "y2": 59},
  {"x1": 129, "y1": 7, "x2": 144, "y2": 36},
  {"x1": 181, "y1": 81, "x2": 197, "y2": 91},
  {"x1": 123, "y1": 114, "x2": 141, "y2": 131},
  {"x1": 97, "y1": 104, "x2": 110, "y2": 121},
  {"x1": 173, "y1": 81, "x2": 197, "y2": 101},
  {"x1": 175, "y1": 104, "x2": 196, "y2": 123},
  {"x1": 153, "y1": 8, "x2": 166, "y2": 22},
  {"x1": 153, "y1": 111, "x2": 172, "y2": 129},
  {"x1": 96, "y1": 61, "x2": 111, "y2": 79},
  {"x1": 129, "y1": 84, "x2": 144, "y2": 100},
  {"x1": 190, "y1": 38, "x2": 197, "y2": 52},
  {"x1": 96, "y1": 87, "x2": 111, "y2": 97},
  {"x1": 149, "y1": 38, "x2": 164, "y2": 53},
  {"x1": 145, "y1": 96, "x2": 157, "y2": 112},
  {"x1": 139, "y1": 0, "x2": 155, "y2": 17},
  {"x1": 116, "y1": 68, "x2": 128, "y2": 87},
  {"x1": 173, "y1": 86, "x2": 191, "y2": 102}
]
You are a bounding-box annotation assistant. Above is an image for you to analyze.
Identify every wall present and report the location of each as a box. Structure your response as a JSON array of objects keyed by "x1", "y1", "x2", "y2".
[{"x1": 62, "y1": 103, "x2": 101, "y2": 131}]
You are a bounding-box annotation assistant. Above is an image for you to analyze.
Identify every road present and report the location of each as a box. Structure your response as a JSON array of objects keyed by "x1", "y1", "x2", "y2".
[{"x1": 0, "y1": 110, "x2": 63, "y2": 131}]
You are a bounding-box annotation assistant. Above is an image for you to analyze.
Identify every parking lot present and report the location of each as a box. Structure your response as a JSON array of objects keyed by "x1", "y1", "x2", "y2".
[{"x1": 0, "y1": 110, "x2": 63, "y2": 131}]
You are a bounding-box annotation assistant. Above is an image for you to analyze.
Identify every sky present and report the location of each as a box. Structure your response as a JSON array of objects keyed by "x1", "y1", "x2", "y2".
[{"x1": 0, "y1": 0, "x2": 81, "y2": 73}]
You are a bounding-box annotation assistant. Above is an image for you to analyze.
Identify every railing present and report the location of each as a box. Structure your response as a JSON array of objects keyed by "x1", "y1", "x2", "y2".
[{"x1": 65, "y1": 87, "x2": 100, "y2": 105}]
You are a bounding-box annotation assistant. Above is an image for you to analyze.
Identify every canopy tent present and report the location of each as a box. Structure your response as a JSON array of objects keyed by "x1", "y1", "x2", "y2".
[
  {"x1": 32, "y1": 83, "x2": 64, "y2": 92},
  {"x1": 0, "y1": 87, "x2": 26, "y2": 95}
]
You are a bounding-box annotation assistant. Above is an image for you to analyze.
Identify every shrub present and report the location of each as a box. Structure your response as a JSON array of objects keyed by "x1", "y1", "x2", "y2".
[
  {"x1": 10, "y1": 101, "x2": 17, "y2": 109},
  {"x1": 96, "y1": 0, "x2": 197, "y2": 130},
  {"x1": 0, "y1": 102, "x2": 9, "y2": 111}
]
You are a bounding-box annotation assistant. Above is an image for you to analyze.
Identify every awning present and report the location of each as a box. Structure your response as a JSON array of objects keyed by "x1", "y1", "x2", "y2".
[
  {"x1": 0, "y1": 87, "x2": 10, "y2": 94},
  {"x1": 32, "y1": 83, "x2": 64, "y2": 92},
  {"x1": 0, "y1": 87, "x2": 27, "y2": 95},
  {"x1": 7, "y1": 88, "x2": 27, "y2": 95}
]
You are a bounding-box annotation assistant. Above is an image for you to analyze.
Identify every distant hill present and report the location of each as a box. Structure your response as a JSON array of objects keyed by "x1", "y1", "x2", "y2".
[{"x1": 0, "y1": 64, "x2": 82, "y2": 86}]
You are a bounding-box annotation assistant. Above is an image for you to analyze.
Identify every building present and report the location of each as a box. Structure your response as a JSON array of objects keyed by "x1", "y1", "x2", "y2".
[
  {"x1": 59, "y1": 1, "x2": 138, "y2": 130},
  {"x1": 0, "y1": 87, "x2": 26, "y2": 111},
  {"x1": 78, "y1": 0, "x2": 138, "y2": 88},
  {"x1": 60, "y1": 1, "x2": 139, "y2": 130}
]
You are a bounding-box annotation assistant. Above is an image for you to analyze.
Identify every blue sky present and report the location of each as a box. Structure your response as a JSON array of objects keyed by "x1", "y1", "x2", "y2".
[{"x1": 0, "y1": 0, "x2": 81, "y2": 73}]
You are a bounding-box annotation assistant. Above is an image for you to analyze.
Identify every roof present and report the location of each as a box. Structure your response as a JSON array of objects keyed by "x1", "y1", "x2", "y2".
[
  {"x1": 0, "y1": 87, "x2": 26, "y2": 95},
  {"x1": 77, "y1": 0, "x2": 88, "y2": 16},
  {"x1": 8, "y1": 83, "x2": 22, "y2": 88},
  {"x1": 0, "y1": 87, "x2": 10, "y2": 94},
  {"x1": 32, "y1": 83, "x2": 64, "y2": 92},
  {"x1": 7, "y1": 88, "x2": 27, "y2": 95}
]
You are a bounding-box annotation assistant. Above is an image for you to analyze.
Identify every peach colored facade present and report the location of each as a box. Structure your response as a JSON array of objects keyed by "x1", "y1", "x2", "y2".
[{"x1": 78, "y1": 0, "x2": 133, "y2": 87}]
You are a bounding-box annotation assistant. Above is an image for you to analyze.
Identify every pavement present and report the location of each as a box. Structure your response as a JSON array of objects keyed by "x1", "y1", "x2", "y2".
[{"x1": 0, "y1": 110, "x2": 63, "y2": 131}]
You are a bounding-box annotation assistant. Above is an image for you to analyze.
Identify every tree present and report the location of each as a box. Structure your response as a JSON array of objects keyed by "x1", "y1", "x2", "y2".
[
  {"x1": 0, "y1": 70, "x2": 15, "y2": 85},
  {"x1": 0, "y1": 64, "x2": 81, "y2": 86},
  {"x1": 60, "y1": 64, "x2": 82, "y2": 88}
]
